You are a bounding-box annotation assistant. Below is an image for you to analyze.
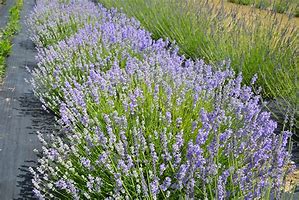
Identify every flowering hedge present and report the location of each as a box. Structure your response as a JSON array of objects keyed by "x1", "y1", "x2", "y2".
[{"x1": 28, "y1": 0, "x2": 293, "y2": 199}]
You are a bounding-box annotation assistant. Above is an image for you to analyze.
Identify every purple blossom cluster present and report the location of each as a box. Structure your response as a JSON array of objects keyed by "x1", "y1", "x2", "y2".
[{"x1": 29, "y1": 0, "x2": 293, "y2": 199}]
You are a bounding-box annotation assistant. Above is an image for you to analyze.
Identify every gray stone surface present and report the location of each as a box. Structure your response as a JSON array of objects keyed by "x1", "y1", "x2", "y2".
[{"x1": 0, "y1": 0, "x2": 55, "y2": 199}]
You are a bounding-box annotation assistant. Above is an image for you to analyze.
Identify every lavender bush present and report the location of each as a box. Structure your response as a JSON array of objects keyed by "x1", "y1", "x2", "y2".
[
  {"x1": 28, "y1": 0, "x2": 294, "y2": 199},
  {"x1": 28, "y1": 0, "x2": 101, "y2": 47}
]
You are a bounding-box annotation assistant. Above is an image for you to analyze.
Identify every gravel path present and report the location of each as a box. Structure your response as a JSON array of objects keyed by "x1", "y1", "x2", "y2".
[{"x1": 0, "y1": 0, "x2": 55, "y2": 199}]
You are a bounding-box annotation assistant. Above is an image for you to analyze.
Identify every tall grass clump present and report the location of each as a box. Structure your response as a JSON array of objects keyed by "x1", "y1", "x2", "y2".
[
  {"x1": 98, "y1": 0, "x2": 299, "y2": 129},
  {"x1": 0, "y1": 0, "x2": 23, "y2": 79},
  {"x1": 28, "y1": 0, "x2": 295, "y2": 199}
]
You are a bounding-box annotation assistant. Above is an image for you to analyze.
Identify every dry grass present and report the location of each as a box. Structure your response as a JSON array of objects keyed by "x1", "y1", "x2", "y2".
[
  {"x1": 285, "y1": 168, "x2": 299, "y2": 192},
  {"x1": 207, "y1": 0, "x2": 299, "y2": 27}
]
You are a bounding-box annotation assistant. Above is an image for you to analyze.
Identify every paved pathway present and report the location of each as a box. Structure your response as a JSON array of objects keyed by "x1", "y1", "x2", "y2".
[{"x1": 0, "y1": 0, "x2": 55, "y2": 199}]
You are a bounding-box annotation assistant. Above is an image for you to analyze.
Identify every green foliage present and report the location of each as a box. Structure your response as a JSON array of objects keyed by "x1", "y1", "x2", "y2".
[
  {"x1": 0, "y1": 39, "x2": 12, "y2": 56},
  {"x1": 0, "y1": 0, "x2": 23, "y2": 80}
]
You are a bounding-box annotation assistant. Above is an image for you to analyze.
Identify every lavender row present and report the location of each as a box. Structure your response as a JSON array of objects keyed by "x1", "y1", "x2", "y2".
[{"x1": 28, "y1": 0, "x2": 293, "y2": 199}]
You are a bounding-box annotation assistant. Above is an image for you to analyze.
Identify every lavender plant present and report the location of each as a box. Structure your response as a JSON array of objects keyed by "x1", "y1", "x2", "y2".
[
  {"x1": 28, "y1": 0, "x2": 101, "y2": 47},
  {"x1": 29, "y1": 0, "x2": 294, "y2": 199}
]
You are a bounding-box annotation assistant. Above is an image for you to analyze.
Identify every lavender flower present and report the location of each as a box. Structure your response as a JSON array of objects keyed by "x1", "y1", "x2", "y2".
[{"x1": 29, "y1": 1, "x2": 292, "y2": 199}]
